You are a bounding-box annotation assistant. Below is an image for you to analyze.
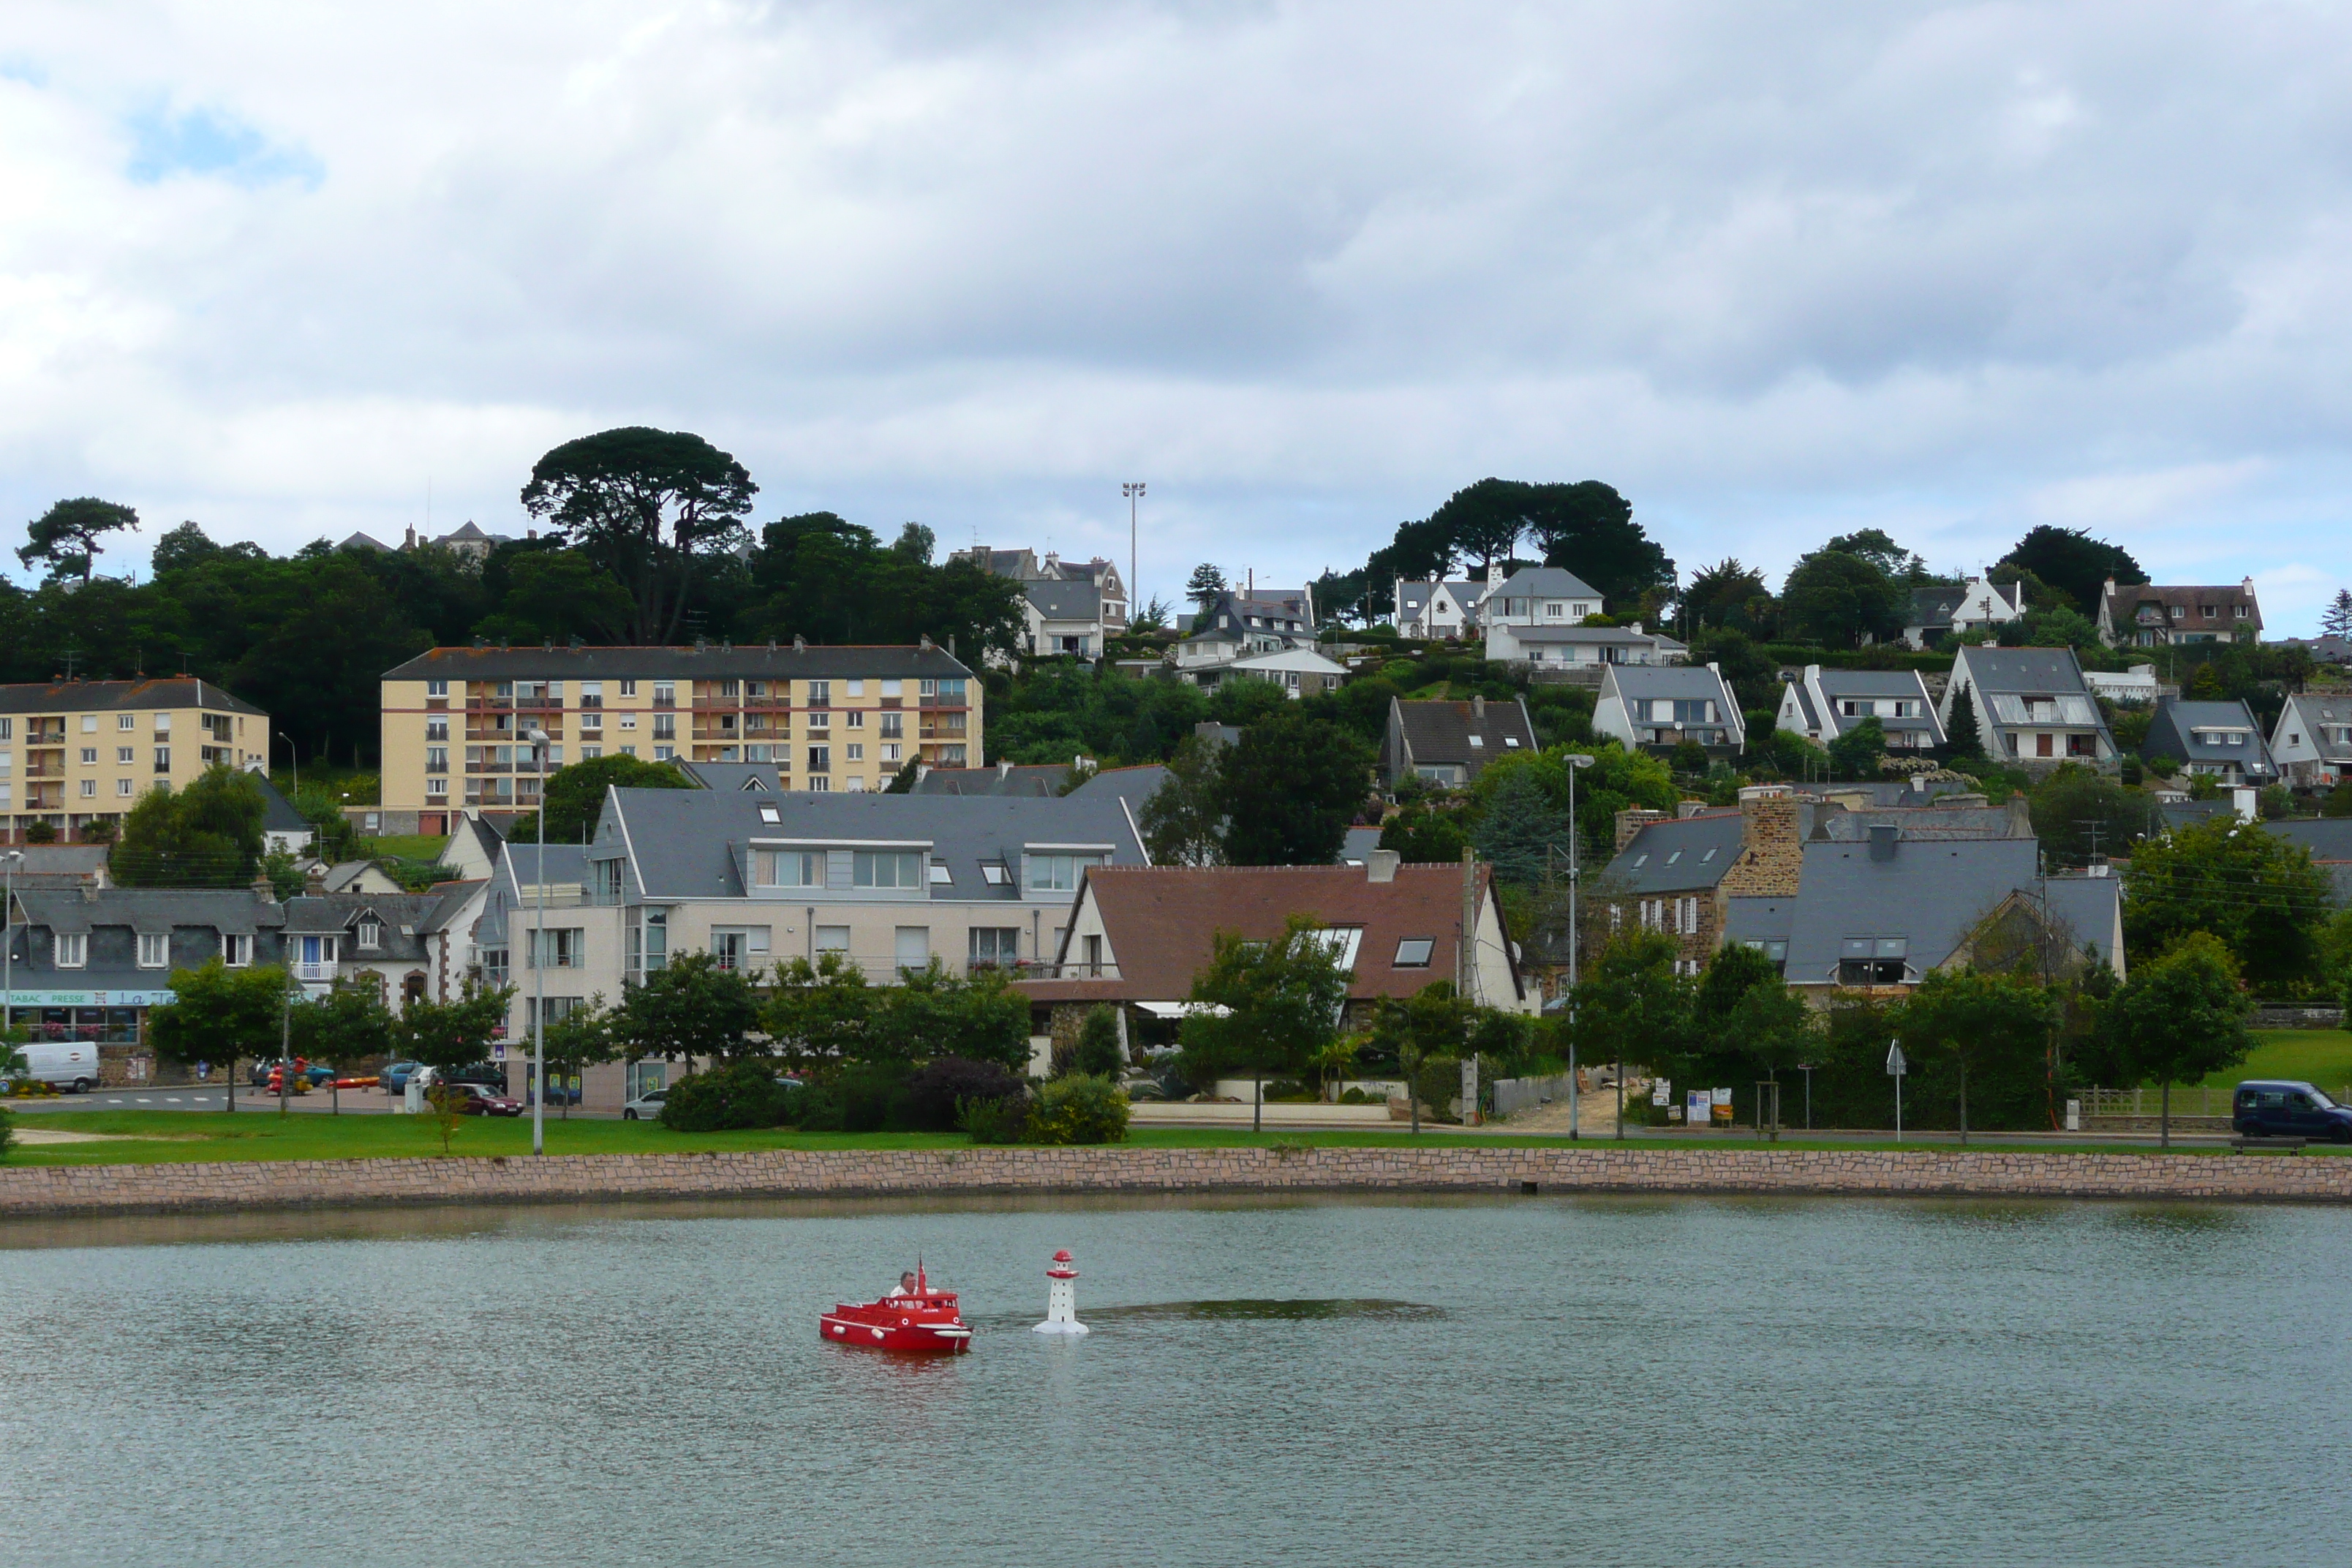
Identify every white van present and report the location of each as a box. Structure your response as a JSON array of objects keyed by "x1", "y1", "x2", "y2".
[{"x1": 15, "y1": 1041, "x2": 102, "y2": 1093}]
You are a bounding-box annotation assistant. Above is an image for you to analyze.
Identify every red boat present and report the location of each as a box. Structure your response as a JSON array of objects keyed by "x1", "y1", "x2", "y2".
[{"x1": 821, "y1": 1264, "x2": 973, "y2": 1354}]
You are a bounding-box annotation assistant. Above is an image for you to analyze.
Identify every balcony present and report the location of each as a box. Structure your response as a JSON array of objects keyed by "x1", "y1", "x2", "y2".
[{"x1": 293, "y1": 962, "x2": 337, "y2": 983}]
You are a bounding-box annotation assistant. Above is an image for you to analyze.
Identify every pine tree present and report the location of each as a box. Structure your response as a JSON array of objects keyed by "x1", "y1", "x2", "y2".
[
  {"x1": 1943, "y1": 690, "x2": 1983, "y2": 761},
  {"x1": 1185, "y1": 562, "x2": 1226, "y2": 610},
  {"x1": 2323, "y1": 588, "x2": 2352, "y2": 640},
  {"x1": 1471, "y1": 768, "x2": 1570, "y2": 886}
]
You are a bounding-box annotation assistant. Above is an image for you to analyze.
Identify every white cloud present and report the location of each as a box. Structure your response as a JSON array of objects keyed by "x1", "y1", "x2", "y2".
[{"x1": 0, "y1": 1, "x2": 2350, "y2": 626}]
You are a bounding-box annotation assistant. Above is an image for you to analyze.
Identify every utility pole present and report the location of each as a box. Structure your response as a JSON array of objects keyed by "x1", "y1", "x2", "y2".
[
  {"x1": 1123, "y1": 483, "x2": 1145, "y2": 630},
  {"x1": 1564, "y1": 754, "x2": 1593, "y2": 1137},
  {"x1": 527, "y1": 727, "x2": 551, "y2": 1156}
]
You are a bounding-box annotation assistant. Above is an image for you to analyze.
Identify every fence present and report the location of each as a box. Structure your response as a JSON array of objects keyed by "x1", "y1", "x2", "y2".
[
  {"x1": 2081, "y1": 1085, "x2": 2352, "y2": 1120},
  {"x1": 1492, "y1": 1072, "x2": 1576, "y2": 1119}
]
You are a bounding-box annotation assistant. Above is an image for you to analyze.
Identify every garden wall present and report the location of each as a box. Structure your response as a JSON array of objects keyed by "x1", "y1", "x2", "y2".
[{"x1": 4, "y1": 1144, "x2": 2351, "y2": 1216}]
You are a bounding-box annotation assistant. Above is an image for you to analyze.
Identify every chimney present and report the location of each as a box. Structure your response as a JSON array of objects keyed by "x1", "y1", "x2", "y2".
[
  {"x1": 998, "y1": 758, "x2": 1014, "y2": 778},
  {"x1": 1720, "y1": 786, "x2": 1803, "y2": 898},
  {"x1": 793, "y1": 635, "x2": 806, "y2": 651},
  {"x1": 1678, "y1": 799, "x2": 1708, "y2": 818},
  {"x1": 1867, "y1": 822, "x2": 1899, "y2": 861},
  {"x1": 252, "y1": 870, "x2": 277, "y2": 905},
  {"x1": 80, "y1": 875, "x2": 100, "y2": 904},
  {"x1": 2231, "y1": 786, "x2": 2258, "y2": 823},
  {"x1": 404, "y1": 525, "x2": 416, "y2": 549},
  {"x1": 1471, "y1": 694, "x2": 1485, "y2": 720},
  {"x1": 1615, "y1": 807, "x2": 1670, "y2": 856},
  {"x1": 304, "y1": 862, "x2": 328, "y2": 893},
  {"x1": 1367, "y1": 848, "x2": 1401, "y2": 883}
]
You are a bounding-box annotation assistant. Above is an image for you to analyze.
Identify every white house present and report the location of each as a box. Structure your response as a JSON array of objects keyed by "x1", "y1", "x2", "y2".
[
  {"x1": 2269, "y1": 693, "x2": 2352, "y2": 788},
  {"x1": 1592, "y1": 663, "x2": 1746, "y2": 761},
  {"x1": 1776, "y1": 666, "x2": 1945, "y2": 752},
  {"x1": 1940, "y1": 645, "x2": 2118, "y2": 769},
  {"x1": 1903, "y1": 578, "x2": 2024, "y2": 649},
  {"x1": 1393, "y1": 579, "x2": 1482, "y2": 640}
]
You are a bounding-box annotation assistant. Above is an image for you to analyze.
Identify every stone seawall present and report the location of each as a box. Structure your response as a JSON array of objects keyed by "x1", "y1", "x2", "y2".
[{"x1": 4, "y1": 1146, "x2": 2352, "y2": 1216}]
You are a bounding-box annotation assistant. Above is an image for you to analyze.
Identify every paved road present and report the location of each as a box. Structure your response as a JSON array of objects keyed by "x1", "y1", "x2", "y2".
[{"x1": 4, "y1": 1088, "x2": 622, "y2": 1119}]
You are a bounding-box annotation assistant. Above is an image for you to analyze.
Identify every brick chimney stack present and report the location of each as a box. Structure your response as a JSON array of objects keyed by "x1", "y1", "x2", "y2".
[
  {"x1": 1614, "y1": 808, "x2": 1670, "y2": 856},
  {"x1": 1719, "y1": 785, "x2": 1803, "y2": 898}
]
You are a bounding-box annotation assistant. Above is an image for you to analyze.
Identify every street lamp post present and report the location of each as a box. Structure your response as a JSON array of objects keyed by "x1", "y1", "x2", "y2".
[
  {"x1": 1, "y1": 849, "x2": 22, "y2": 1045},
  {"x1": 526, "y1": 728, "x2": 549, "y2": 1156},
  {"x1": 1122, "y1": 482, "x2": 1145, "y2": 631},
  {"x1": 276, "y1": 732, "x2": 297, "y2": 796},
  {"x1": 1564, "y1": 755, "x2": 1593, "y2": 1139}
]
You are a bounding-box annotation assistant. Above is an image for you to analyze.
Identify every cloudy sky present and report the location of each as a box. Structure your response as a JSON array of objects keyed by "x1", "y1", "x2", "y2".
[{"x1": 3, "y1": 0, "x2": 2349, "y2": 629}]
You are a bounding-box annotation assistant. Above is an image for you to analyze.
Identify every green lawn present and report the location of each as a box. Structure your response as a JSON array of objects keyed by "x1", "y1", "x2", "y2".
[
  {"x1": 4, "y1": 1109, "x2": 2340, "y2": 1165},
  {"x1": 2186, "y1": 1030, "x2": 2352, "y2": 1096},
  {"x1": 362, "y1": 834, "x2": 449, "y2": 863}
]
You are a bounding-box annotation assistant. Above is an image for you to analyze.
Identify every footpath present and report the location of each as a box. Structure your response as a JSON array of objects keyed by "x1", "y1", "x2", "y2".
[{"x1": 3, "y1": 1142, "x2": 2349, "y2": 1216}]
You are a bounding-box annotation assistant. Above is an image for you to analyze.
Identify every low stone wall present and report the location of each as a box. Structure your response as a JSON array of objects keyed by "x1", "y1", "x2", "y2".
[
  {"x1": 4, "y1": 1145, "x2": 2352, "y2": 1217},
  {"x1": 2251, "y1": 1006, "x2": 2346, "y2": 1030}
]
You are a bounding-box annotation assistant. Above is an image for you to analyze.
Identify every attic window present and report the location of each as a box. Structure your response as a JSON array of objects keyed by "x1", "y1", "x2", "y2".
[
  {"x1": 980, "y1": 863, "x2": 1010, "y2": 886},
  {"x1": 1504, "y1": 737, "x2": 1520, "y2": 747},
  {"x1": 358, "y1": 920, "x2": 382, "y2": 949},
  {"x1": 929, "y1": 861, "x2": 954, "y2": 886},
  {"x1": 1700, "y1": 848, "x2": 1717, "y2": 862},
  {"x1": 1393, "y1": 938, "x2": 1435, "y2": 968},
  {"x1": 1666, "y1": 851, "x2": 1682, "y2": 865},
  {"x1": 1632, "y1": 854, "x2": 1648, "y2": 867},
  {"x1": 758, "y1": 804, "x2": 781, "y2": 823},
  {"x1": 1468, "y1": 735, "x2": 1484, "y2": 747}
]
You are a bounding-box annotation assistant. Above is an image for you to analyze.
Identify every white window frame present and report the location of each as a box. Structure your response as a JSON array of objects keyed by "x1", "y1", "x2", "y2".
[
  {"x1": 56, "y1": 932, "x2": 88, "y2": 969},
  {"x1": 137, "y1": 932, "x2": 169, "y2": 969}
]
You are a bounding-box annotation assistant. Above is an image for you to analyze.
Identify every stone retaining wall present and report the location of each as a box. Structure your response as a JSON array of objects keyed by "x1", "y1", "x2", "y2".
[{"x1": 4, "y1": 1145, "x2": 2351, "y2": 1217}]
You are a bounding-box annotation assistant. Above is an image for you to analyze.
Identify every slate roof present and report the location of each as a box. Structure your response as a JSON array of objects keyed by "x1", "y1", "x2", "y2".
[
  {"x1": 1602, "y1": 812, "x2": 1746, "y2": 894},
  {"x1": 1783, "y1": 682, "x2": 1822, "y2": 731},
  {"x1": 1023, "y1": 579, "x2": 1102, "y2": 622},
  {"x1": 381, "y1": 644, "x2": 975, "y2": 682},
  {"x1": 1774, "y1": 837, "x2": 2116, "y2": 986},
  {"x1": 18, "y1": 886, "x2": 286, "y2": 937},
  {"x1": 1951, "y1": 644, "x2": 2095, "y2": 696},
  {"x1": 1390, "y1": 698, "x2": 1539, "y2": 771},
  {"x1": 1908, "y1": 584, "x2": 1968, "y2": 629},
  {"x1": 281, "y1": 891, "x2": 472, "y2": 962},
  {"x1": 1341, "y1": 825, "x2": 1382, "y2": 865},
  {"x1": 1395, "y1": 581, "x2": 1480, "y2": 621},
  {"x1": 675, "y1": 761, "x2": 782, "y2": 792},
  {"x1": 2276, "y1": 695, "x2": 2352, "y2": 762},
  {"x1": 910, "y1": 764, "x2": 1067, "y2": 798},
  {"x1": 1807, "y1": 804, "x2": 2029, "y2": 843},
  {"x1": 598, "y1": 788, "x2": 1147, "y2": 902},
  {"x1": 1805, "y1": 669, "x2": 1944, "y2": 742},
  {"x1": 1020, "y1": 863, "x2": 1507, "y2": 1003},
  {"x1": 2144, "y1": 698, "x2": 2277, "y2": 775},
  {"x1": 1602, "y1": 663, "x2": 1741, "y2": 703},
  {"x1": 0, "y1": 676, "x2": 267, "y2": 717},
  {"x1": 2264, "y1": 819, "x2": 2352, "y2": 861},
  {"x1": 252, "y1": 774, "x2": 312, "y2": 834},
  {"x1": 1065, "y1": 765, "x2": 1168, "y2": 807},
  {"x1": 1490, "y1": 566, "x2": 1602, "y2": 603},
  {"x1": 1507, "y1": 625, "x2": 1686, "y2": 649}
]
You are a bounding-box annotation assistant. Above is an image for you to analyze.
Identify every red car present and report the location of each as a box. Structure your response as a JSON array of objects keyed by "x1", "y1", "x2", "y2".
[{"x1": 443, "y1": 1084, "x2": 524, "y2": 1117}]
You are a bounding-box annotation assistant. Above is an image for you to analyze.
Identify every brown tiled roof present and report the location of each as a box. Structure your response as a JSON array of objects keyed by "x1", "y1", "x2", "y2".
[
  {"x1": 2102, "y1": 581, "x2": 2261, "y2": 625},
  {"x1": 1018, "y1": 863, "x2": 1498, "y2": 1003}
]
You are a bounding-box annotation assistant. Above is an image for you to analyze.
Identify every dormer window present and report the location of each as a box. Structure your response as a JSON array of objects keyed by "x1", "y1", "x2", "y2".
[
  {"x1": 358, "y1": 920, "x2": 382, "y2": 949},
  {"x1": 56, "y1": 933, "x2": 86, "y2": 969}
]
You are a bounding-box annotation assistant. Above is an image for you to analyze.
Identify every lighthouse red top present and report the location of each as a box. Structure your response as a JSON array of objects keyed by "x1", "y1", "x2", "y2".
[{"x1": 1047, "y1": 1248, "x2": 1078, "y2": 1278}]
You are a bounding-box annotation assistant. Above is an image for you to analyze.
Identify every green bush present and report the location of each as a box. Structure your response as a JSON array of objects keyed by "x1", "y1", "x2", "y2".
[
  {"x1": 1072, "y1": 1006, "x2": 1124, "y2": 1077},
  {"x1": 902, "y1": 1056, "x2": 1027, "y2": 1131},
  {"x1": 1025, "y1": 1074, "x2": 1131, "y2": 1145},
  {"x1": 657, "y1": 1060, "x2": 789, "y2": 1131},
  {"x1": 0, "y1": 1104, "x2": 12, "y2": 1160},
  {"x1": 958, "y1": 1094, "x2": 1030, "y2": 1145},
  {"x1": 1339, "y1": 1086, "x2": 1369, "y2": 1105},
  {"x1": 781, "y1": 1082, "x2": 843, "y2": 1131},
  {"x1": 1412, "y1": 1055, "x2": 1463, "y2": 1123}
]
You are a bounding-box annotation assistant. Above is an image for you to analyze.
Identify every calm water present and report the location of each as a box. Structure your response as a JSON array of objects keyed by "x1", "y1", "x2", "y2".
[{"x1": 1, "y1": 1194, "x2": 2348, "y2": 1567}]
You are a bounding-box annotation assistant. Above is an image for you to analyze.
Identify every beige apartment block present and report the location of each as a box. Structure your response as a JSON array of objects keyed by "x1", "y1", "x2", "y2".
[
  {"x1": 0, "y1": 677, "x2": 270, "y2": 844},
  {"x1": 377, "y1": 643, "x2": 982, "y2": 833}
]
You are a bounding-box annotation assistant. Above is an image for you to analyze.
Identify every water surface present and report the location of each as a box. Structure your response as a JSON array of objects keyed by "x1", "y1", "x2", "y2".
[{"x1": 1, "y1": 1194, "x2": 2344, "y2": 1567}]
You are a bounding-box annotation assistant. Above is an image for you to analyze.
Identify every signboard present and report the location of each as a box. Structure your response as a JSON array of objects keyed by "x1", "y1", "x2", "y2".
[
  {"x1": 1885, "y1": 1043, "x2": 1908, "y2": 1077},
  {"x1": 1651, "y1": 1079, "x2": 1671, "y2": 1107},
  {"x1": 1686, "y1": 1089, "x2": 1712, "y2": 1127},
  {"x1": 4, "y1": 990, "x2": 177, "y2": 1009},
  {"x1": 491, "y1": 1041, "x2": 508, "y2": 1062},
  {"x1": 1712, "y1": 1088, "x2": 1735, "y2": 1126}
]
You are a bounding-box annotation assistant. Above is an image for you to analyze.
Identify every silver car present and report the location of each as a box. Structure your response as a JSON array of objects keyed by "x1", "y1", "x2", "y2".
[{"x1": 621, "y1": 1088, "x2": 667, "y2": 1121}]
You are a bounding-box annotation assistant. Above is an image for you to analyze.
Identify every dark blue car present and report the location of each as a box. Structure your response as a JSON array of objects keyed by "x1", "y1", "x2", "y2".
[{"x1": 2233, "y1": 1081, "x2": 2352, "y2": 1143}]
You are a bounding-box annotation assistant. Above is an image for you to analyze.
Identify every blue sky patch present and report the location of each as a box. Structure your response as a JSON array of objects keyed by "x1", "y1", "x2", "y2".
[{"x1": 124, "y1": 104, "x2": 321, "y2": 187}]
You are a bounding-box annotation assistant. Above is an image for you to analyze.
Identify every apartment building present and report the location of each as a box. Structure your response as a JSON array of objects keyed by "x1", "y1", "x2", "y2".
[
  {"x1": 0, "y1": 677, "x2": 270, "y2": 845},
  {"x1": 377, "y1": 642, "x2": 981, "y2": 832}
]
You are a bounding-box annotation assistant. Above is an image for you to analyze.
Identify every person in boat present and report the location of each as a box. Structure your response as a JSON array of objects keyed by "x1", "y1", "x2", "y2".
[{"x1": 894, "y1": 1270, "x2": 918, "y2": 1299}]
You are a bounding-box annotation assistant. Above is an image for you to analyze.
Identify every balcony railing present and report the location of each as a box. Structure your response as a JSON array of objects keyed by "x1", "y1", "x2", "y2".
[{"x1": 293, "y1": 962, "x2": 337, "y2": 983}]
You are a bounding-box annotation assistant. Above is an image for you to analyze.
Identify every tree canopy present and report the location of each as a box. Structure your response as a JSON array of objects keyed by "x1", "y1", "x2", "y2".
[
  {"x1": 20, "y1": 497, "x2": 138, "y2": 583},
  {"x1": 1177, "y1": 916, "x2": 1353, "y2": 1085},
  {"x1": 504, "y1": 752, "x2": 693, "y2": 845},
  {"x1": 1220, "y1": 712, "x2": 1375, "y2": 865},
  {"x1": 2124, "y1": 817, "x2": 2333, "y2": 985},
  {"x1": 110, "y1": 765, "x2": 267, "y2": 887},
  {"x1": 1997, "y1": 525, "x2": 2146, "y2": 615}
]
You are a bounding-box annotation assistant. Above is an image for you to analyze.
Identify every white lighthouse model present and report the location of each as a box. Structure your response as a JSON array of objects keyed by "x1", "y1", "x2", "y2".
[{"x1": 1031, "y1": 1248, "x2": 1088, "y2": 1335}]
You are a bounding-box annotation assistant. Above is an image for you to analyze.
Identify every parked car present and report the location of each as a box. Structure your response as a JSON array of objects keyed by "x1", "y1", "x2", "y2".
[
  {"x1": 13, "y1": 1041, "x2": 99, "y2": 1093},
  {"x1": 621, "y1": 1088, "x2": 667, "y2": 1121},
  {"x1": 380, "y1": 1060, "x2": 425, "y2": 1094},
  {"x1": 2232, "y1": 1081, "x2": 2352, "y2": 1143},
  {"x1": 442, "y1": 1083, "x2": 524, "y2": 1117}
]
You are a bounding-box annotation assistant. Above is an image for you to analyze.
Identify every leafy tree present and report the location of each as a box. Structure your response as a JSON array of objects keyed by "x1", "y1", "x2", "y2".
[
  {"x1": 1821, "y1": 528, "x2": 1924, "y2": 584},
  {"x1": 519, "y1": 426, "x2": 758, "y2": 644},
  {"x1": 2124, "y1": 816, "x2": 2333, "y2": 986},
  {"x1": 1365, "y1": 516, "x2": 1460, "y2": 591},
  {"x1": 2027, "y1": 764, "x2": 2162, "y2": 869},
  {"x1": 1826, "y1": 716, "x2": 1887, "y2": 780},
  {"x1": 1379, "y1": 797, "x2": 1471, "y2": 864},
  {"x1": 892, "y1": 521, "x2": 935, "y2": 563},
  {"x1": 1897, "y1": 969, "x2": 2055, "y2": 1144},
  {"x1": 614, "y1": 950, "x2": 762, "y2": 1064},
  {"x1": 287, "y1": 979, "x2": 396, "y2": 1068},
  {"x1": 147, "y1": 959, "x2": 290, "y2": 1100},
  {"x1": 1221, "y1": 713, "x2": 1374, "y2": 865},
  {"x1": 1780, "y1": 546, "x2": 1906, "y2": 647},
  {"x1": 472, "y1": 549, "x2": 636, "y2": 645},
  {"x1": 110, "y1": 765, "x2": 267, "y2": 887},
  {"x1": 1691, "y1": 943, "x2": 1819, "y2": 1136},
  {"x1": 1072, "y1": 1006, "x2": 1124, "y2": 1077},
  {"x1": 19, "y1": 497, "x2": 138, "y2": 582},
  {"x1": 1523, "y1": 481, "x2": 1675, "y2": 611},
  {"x1": 505, "y1": 753, "x2": 693, "y2": 845},
  {"x1": 22, "y1": 820, "x2": 57, "y2": 845},
  {"x1": 1138, "y1": 734, "x2": 1227, "y2": 865},
  {"x1": 1681, "y1": 559, "x2": 1774, "y2": 635},
  {"x1": 2323, "y1": 780, "x2": 2352, "y2": 818},
  {"x1": 540, "y1": 995, "x2": 622, "y2": 1117},
  {"x1": 743, "y1": 514, "x2": 1024, "y2": 657},
  {"x1": 866, "y1": 961, "x2": 1029, "y2": 1071},
  {"x1": 399, "y1": 984, "x2": 513, "y2": 1075},
  {"x1": 1365, "y1": 982, "x2": 1474, "y2": 1130},
  {"x1": 2104, "y1": 932, "x2": 2254, "y2": 1147},
  {"x1": 1997, "y1": 525, "x2": 2146, "y2": 617},
  {"x1": 149, "y1": 520, "x2": 223, "y2": 577},
  {"x1": 762, "y1": 953, "x2": 872, "y2": 1067},
  {"x1": 1570, "y1": 932, "x2": 1692, "y2": 1133},
  {"x1": 1684, "y1": 629, "x2": 1778, "y2": 707},
  {"x1": 1311, "y1": 566, "x2": 1369, "y2": 626},
  {"x1": 1473, "y1": 744, "x2": 1677, "y2": 862},
  {"x1": 1471, "y1": 767, "x2": 1570, "y2": 885},
  {"x1": 1178, "y1": 916, "x2": 1353, "y2": 1093},
  {"x1": 658, "y1": 1059, "x2": 789, "y2": 1131}
]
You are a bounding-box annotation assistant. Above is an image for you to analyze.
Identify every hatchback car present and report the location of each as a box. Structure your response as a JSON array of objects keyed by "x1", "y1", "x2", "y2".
[
  {"x1": 442, "y1": 1083, "x2": 525, "y2": 1117},
  {"x1": 621, "y1": 1088, "x2": 667, "y2": 1122},
  {"x1": 380, "y1": 1060, "x2": 425, "y2": 1094},
  {"x1": 2233, "y1": 1081, "x2": 2352, "y2": 1142}
]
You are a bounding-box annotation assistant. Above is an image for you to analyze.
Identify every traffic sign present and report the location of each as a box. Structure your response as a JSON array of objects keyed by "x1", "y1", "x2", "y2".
[{"x1": 1885, "y1": 1042, "x2": 1907, "y2": 1077}]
